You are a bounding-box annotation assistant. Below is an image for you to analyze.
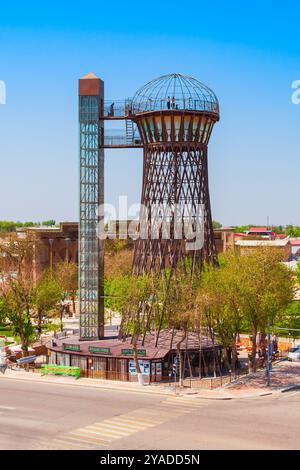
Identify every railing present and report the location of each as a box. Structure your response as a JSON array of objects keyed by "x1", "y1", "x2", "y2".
[
  {"x1": 104, "y1": 135, "x2": 142, "y2": 147},
  {"x1": 103, "y1": 100, "x2": 133, "y2": 118},
  {"x1": 132, "y1": 98, "x2": 219, "y2": 115},
  {"x1": 182, "y1": 367, "x2": 250, "y2": 390},
  {"x1": 102, "y1": 98, "x2": 219, "y2": 118}
]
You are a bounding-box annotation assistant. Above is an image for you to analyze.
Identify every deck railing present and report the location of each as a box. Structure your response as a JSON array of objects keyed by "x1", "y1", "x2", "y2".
[{"x1": 102, "y1": 98, "x2": 219, "y2": 118}]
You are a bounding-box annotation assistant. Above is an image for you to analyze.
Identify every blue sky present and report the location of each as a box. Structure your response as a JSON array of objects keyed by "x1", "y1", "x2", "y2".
[{"x1": 0, "y1": 0, "x2": 299, "y2": 226}]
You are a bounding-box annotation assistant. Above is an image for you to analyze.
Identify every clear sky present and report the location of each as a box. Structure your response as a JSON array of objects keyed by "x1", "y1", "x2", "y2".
[{"x1": 0, "y1": 0, "x2": 299, "y2": 226}]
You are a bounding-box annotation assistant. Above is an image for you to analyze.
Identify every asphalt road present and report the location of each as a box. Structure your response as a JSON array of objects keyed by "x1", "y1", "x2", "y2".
[{"x1": 0, "y1": 378, "x2": 299, "y2": 450}]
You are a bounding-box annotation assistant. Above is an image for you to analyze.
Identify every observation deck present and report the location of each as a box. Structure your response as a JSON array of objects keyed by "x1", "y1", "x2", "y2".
[{"x1": 98, "y1": 96, "x2": 219, "y2": 148}]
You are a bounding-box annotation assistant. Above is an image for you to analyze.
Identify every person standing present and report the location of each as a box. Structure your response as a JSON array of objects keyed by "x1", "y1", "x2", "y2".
[{"x1": 167, "y1": 96, "x2": 171, "y2": 110}]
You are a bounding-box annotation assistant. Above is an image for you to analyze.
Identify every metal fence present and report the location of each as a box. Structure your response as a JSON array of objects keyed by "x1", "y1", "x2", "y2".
[{"x1": 182, "y1": 368, "x2": 250, "y2": 390}]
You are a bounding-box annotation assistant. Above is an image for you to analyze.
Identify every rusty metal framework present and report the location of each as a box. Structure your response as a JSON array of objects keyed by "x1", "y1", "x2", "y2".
[
  {"x1": 131, "y1": 74, "x2": 220, "y2": 274},
  {"x1": 132, "y1": 143, "x2": 217, "y2": 273}
]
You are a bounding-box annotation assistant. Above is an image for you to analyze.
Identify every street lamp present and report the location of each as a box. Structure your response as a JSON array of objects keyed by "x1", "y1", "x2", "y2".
[{"x1": 266, "y1": 317, "x2": 272, "y2": 387}]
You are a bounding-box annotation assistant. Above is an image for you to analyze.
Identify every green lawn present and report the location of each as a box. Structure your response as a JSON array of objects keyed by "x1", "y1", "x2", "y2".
[{"x1": 0, "y1": 327, "x2": 14, "y2": 338}]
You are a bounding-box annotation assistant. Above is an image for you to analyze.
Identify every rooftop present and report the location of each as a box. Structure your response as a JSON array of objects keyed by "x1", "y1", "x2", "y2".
[
  {"x1": 235, "y1": 238, "x2": 290, "y2": 247},
  {"x1": 48, "y1": 330, "x2": 221, "y2": 360}
]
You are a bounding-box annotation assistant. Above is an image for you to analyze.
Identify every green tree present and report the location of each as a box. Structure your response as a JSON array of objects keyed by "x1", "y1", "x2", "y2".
[
  {"x1": 195, "y1": 255, "x2": 244, "y2": 374},
  {"x1": 237, "y1": 248, "x2": 294, "y2": 370},
  {"x1": 1, "y1": 279, "x2": 35, "y2": 356},
  {"x1": 0, "y1": 235, "x2": 36, "y2": 355},
  {"x1": 42, "y1": 220, "x2": 56, "y2": 226},
  {"x1": 286, "y1": 225, "x2": 300, "y2": 237},
  {"x1": 54, "y1": 261, "x2": 78, "y2": 314},
  {"x1": 275, "y1": 301, "x2": 300, "y2": 339},
  {"x1": 34, "y1": 273, "x2": 63, "y2": 334},
  {"x1": 212, "y1": 221, "x2": 222, "y2": 229},
  {"x1": 107, "y1": 273, "x2": 157, "y2": 385},
  {"x1": 297, "y1": 261, "x2": 300, "y2": 286}
]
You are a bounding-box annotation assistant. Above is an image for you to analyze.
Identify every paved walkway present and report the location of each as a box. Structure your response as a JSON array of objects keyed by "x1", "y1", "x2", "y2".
[
  {"x1": 224, "y1": 361, "x2": 300, "y2": 395},
  {"x1": 1, "y1": 360, "x2": 299, "y2": 400}
]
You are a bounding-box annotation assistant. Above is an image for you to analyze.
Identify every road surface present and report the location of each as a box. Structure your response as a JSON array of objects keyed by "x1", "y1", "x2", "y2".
[{"x1": 0, "y1": 378, "x2": 299, "y2": 450}]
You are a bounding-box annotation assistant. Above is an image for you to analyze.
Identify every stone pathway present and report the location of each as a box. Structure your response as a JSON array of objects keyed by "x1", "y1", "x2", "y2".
[{"x1": 225, "y1": 361, "x2": 300, "y2": 394}]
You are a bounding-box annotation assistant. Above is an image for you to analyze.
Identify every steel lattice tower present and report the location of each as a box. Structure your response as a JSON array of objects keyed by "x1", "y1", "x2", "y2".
[
  {"x1": 131, "y1": 74, "x2": 220, "y2": 274},
  {"x1": 78, "y1": 73, "x2": 104, "y2": 340}
]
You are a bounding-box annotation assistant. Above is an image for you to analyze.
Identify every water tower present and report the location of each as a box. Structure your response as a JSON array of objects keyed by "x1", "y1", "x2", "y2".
[
  {"x1": 77, "y1": 72, "x2": 219, "y2": 340},
  {"x1": 131, "y1": 73, "x2": 220, "y2": 273}
]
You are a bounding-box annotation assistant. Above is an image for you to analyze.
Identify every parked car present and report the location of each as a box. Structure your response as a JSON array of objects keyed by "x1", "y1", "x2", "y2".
[{"x1": 288, "y1": 346, "x2": 300, "y2": 362}]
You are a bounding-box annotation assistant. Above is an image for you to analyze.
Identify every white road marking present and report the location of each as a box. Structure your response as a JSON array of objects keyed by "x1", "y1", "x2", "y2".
[{"x1": 37, "y1": 397, "x2": 208, "y2": 450}]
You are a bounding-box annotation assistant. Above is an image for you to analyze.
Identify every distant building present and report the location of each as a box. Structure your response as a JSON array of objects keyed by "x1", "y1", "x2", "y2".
[
  {"x1": 245, "y1": 227, "x2": 276, "y2": 239},
  {"x1": 290, "y1": 239, "x2": 300, "y2": 260},
  {"x1": 235, "y1": 238, "x2": 292, "y2": 261},
  {"x1": 14, "y1": 222, "x2": 78, "y2": 282}
]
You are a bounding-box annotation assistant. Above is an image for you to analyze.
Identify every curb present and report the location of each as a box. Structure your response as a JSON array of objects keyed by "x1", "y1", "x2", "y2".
[
  {"x1": 281, "y1": 384, "x2": 300, "y2": 393},
  {"x1": 0, "y1": 373, "x2": 172, "y2": 397},
  {"x1": 1, "y1": 373, "x2": 294, "y2": 400}
]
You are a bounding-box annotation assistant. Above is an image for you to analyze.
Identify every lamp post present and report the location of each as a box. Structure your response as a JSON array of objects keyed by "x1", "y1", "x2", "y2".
[
  {"x1": 65, "y1": 238, "x2": 70, "y2": 262},
  {"x1": 266, "y1": 317, "x2": 272, "y2": 387},
  {"x1": 48, "y1": 239, "x2": 54, "y2": 272}
]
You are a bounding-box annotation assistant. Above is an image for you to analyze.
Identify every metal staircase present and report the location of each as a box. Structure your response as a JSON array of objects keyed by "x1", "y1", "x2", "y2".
[{"x1": 126, "y1": 119, "x2": 135, "y2": 145}]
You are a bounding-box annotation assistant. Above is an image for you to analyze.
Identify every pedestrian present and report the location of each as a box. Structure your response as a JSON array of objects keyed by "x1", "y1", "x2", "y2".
[
  {"x1": 110, "y1": 102, "x2": 114, "y2": 117},
  {"x1": 171, "y1": 96, "x2": 175, "y2": 109},
  {"x1": 167, "y1": 96, "x2": 171, "y2": 110}
]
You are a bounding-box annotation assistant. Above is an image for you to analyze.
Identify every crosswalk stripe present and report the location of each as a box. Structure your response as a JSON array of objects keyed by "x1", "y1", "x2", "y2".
[
  {"x1": 51, "y1": 436, "x2": 96, "y2": 448},
  {"x1": 109, "y1": 417, "x2": 153, "y2": 429},
  {"x1": 96, "y1": 420, "x2": 139, "y2": 432},
  {"x1": 37, "y1": 396, "x2": 209, "y2": 450},
  {"x1": 113, "y1": 414, "x2": 161, "y2": 424},
  {"x1": 166, "y1": 397, "x2": 204, "y2": 404},
  {"x1": 70, "y1": 428, "x2": 115, "y2": 442},
  {"x1": 130, "y1": 408, "x2": 169, "y2": 424},
  {"x1": 63, "y1": 432, "x2": 109, "y2": 446},
  {"x1": 147, "y1": 406, "x2": 183, "y2": 415},
  {"x1": 162, "y1": 402, "x2": 201, "y2": 410},
  {"x1": 98, "y1": 420, "x2": 146, "y2": 432},
  {"x1": 85, "y1": 424, "x2": 129, "y2": 437}
]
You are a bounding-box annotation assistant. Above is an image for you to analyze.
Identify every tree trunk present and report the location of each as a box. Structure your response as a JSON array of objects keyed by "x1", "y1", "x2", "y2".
[
  {"x1": 187, "y1": 350, "x2": 193, "y2": 379},
  {"x1": 132, "y1": 336, "x2": 144, "y2": 386},
  {"x1": 60, "y1": 305, "x2": 64, "y2": 332},
  {"x1": 176, "y1": 330, "x2": 187, "y2": 387},
  {"x1": 20, "y1": 335, "x2": 29, "y2": 357},
  {"x1": 251, "y1": 328, "x2": 258, "y2": 372},
  {"x1": 231, "y1": 345, "x2": 238, "y2": 377},
  {"x1": 72, "y1": 296, "x2": 76, "y2": 315},
  {"x1": 37, "y1": 309, "x2": 42, "y2": 336},
  {"x1": 261, "y1": 332, "x2": 267, "y2": 368}
]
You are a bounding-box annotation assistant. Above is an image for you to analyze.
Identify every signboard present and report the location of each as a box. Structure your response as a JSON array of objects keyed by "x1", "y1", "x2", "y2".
[
  {"x1": 129, "y1": 360, "x2": 150, "y2": 376},
  {"x1": 41, "y1": 364, "x2": 81, "y2": 379},
  {"x1": 155, "y1": 362, "x2": 162, "y2": 377},
  {"x1": 121, "y1": 349, "x2": 146, "y2": 357},
  {"x1": 63, "y1": 343, "x2": 81, "y2": 352},
  {"x1": 88, "y1": 346, "x2": 111, "y2": 355}
]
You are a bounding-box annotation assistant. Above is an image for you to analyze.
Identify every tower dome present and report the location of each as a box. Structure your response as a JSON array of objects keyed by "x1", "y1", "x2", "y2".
[{"x1": 132, "y1": 73, "x2": 219, "y2": 116}]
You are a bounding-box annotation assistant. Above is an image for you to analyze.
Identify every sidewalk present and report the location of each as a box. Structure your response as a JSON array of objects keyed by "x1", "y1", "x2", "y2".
[
  {"x1": 1, "y1": 361, "x2": 299, "y2": 400},
  {"x1": 0, "y1": 368, "x2": 173, "y2": 396},
  {"x1": 0, "y1": 368, "x2": 236, "y2": 399},
  {"x1": 222, "y1": 361, "x2": 300, "y2": 396}
]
